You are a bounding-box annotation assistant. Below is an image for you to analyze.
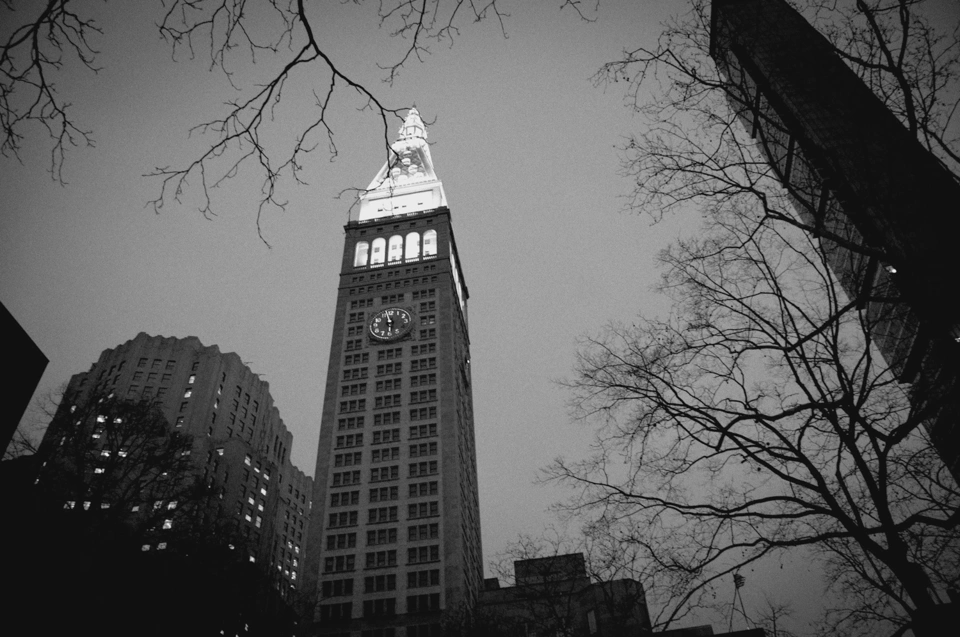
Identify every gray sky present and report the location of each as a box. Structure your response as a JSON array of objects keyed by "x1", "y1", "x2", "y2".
[
  {"x1": 5, "y1": 1, "x2": 955, "y2": 633},
  {"x1": 3, "y1": 0, "x2": 680, "y2": 558}
]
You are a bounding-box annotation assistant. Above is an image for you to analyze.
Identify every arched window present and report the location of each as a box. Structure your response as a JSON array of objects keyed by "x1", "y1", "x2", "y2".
[
  {"x1": 423, "y1": 230, "x2": 437, "y2": 256},
  {"x1": 354, "y1": 242, "x2": 369, "y2": 267},
  {"x1": 405, "y1": 232, "x2": 421, "y2": 260},
  {"x1": 388, "y1": 235, "x2": 403, "y2": 262},
  {"x1": 371, "y1": 238, "x2": 386, "y2": 265}
]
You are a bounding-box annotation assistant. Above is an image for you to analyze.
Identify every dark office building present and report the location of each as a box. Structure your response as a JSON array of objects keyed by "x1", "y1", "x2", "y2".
[
  {"x1": 302, "y1": 109, "x2": 483, "y2": 636},
  {"x1": 2, "y1": 300, "x2": 48, "y2": 454},
  {"x1": 710, "y1": 0, "x2": 960, "y2": 477},
  {"x1": 23, "y1": 333, "x2": 312, "y2": 634},
  {"x1": 478, "y1": 554, "x2": 651, "y2": 637}
]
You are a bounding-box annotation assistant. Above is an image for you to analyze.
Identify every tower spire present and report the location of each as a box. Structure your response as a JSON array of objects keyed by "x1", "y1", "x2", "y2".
[
  {"x1": 357, "y1": 106, "x2": 447, "y2": 221},
  {"x1": 398, "y1": 106, "x2": 426, "y2": 140}
]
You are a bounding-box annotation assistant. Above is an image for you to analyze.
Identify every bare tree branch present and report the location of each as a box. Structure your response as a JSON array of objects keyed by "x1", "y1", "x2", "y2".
[
  {"x1": 548, "y1": 209, "x2": 960, "y2": 634},
  {"x1": 1, "y1": 0, "x2": 100, "y2": 182},
  {"x1": 2, "y1": 1, "x2": 534, "y2": 244}
]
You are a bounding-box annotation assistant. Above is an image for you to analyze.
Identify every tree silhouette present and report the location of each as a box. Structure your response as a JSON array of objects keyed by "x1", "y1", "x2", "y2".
[
  {"x1": 548, "y1": 209, "x2": 960, "y2": 636},
  {"x1": 1, "y1": 1, "x2": 594, "y2": 241},
  {"x1": 550, "y1": 3, "x2": 960, "y2": 632}
]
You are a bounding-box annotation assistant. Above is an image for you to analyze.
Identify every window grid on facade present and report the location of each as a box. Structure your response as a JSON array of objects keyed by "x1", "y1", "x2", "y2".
[
  {"x1": 368, "y1": 506, "x2": 398, "y2": 524},
  {"x1": 372, "y1": 429, "x2": 401, "y2": 444},
  {"x1": 324, "y1": 555, "x2": 356, "y2": 572},
  {"x1": 322, "y1": 579, "x2": 355, "y2": 597},
  {"x1": 326, "y1": 533, "x2": 357, "y2": 550},
  {"x1": 408, "y1": 501, "x2": 439, "y2": 519},
  {"x1": 407, "y1": 569, "x2": 440, "y2": 589},
  {"x1": 364, "y1": 574, "x2": 397, "y2": 593},
  {"x1": 365, "y1": 550, "x2": 397, "y2": 569},
  {"x1": 369, "y1": 486, "x2": 399, "y2": 503},
  {"x1": 328, "y1": 511, "x2": 359, "y2": 528}
]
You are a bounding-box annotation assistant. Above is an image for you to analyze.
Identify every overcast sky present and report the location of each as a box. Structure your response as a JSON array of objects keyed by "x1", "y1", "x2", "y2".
[{"x1": 4, "y1": 1, "x2": 957, "y2": 633}]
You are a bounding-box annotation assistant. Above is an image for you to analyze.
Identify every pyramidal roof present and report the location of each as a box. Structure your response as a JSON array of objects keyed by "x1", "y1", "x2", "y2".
[{"x1": 357, "y1": 107, "x2": 448, "y2": 222}]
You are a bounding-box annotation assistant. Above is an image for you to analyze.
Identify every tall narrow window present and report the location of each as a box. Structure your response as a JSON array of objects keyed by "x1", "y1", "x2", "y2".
[
  {"x1": 405, "y1": 232, "x2": 420, "y2": 260},
  {"x1": 388, "y1": 235, "x2": 403, "y2": 262},
  {"x1": 422, "y1": 230, "x2": 437, "y2": 256},
  {"x1": 371, "y1": 238, "x2": 386, "y2": 265},
  {"x1": 354, "y1": 241, "x2": 370, "y2": 267}
]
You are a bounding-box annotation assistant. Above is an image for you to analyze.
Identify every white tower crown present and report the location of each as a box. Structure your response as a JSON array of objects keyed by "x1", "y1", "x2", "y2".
[{"x1": 357, "y1": 107, "x2": 448, "y2": 221}]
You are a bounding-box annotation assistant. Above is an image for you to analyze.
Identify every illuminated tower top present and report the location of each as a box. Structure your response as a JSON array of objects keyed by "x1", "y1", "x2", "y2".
[{"x1": 357, "y1": 108, "x2": 448, "y2": 222}]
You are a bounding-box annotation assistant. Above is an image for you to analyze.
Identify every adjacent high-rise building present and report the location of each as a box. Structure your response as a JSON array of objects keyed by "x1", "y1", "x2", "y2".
[
  {"x1": 710, "y1": 0, "x2": 960, "y2": 477},
  {"x1": 32, "y1": 333, "x2": 313, "y2": 621},
  {"x1": 303, "y1": 108, "x2": 483, "y2": 636}
]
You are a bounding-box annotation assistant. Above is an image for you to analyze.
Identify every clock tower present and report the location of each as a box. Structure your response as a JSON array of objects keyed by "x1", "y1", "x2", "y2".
[{"x1": 303, "y1": 109, "x2": 482, "y2": 637}]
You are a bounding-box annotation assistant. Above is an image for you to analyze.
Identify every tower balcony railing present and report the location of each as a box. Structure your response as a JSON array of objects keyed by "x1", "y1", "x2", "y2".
[
  {"x1": 353, "y1": 253, "x2": 438, "y2": 271},
  {"x1": 351, "y1": 206, "x2": 445, "y2": 225}
]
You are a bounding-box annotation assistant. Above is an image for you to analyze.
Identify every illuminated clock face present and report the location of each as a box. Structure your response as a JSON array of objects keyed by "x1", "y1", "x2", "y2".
[{"x1": 369, "y1": 308, "x2": 414, "y2": 341}]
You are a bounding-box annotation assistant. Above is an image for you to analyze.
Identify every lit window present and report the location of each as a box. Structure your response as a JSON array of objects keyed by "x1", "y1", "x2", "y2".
[
  {"x1": 94, "y1": 467, "x2": 105, "y2": 474},
  {"x1": 131, "y1": 505, "x2": 140, "y2": 512},
  {"x1": 70, "y1": 405, "x2": 77, "y2": 413},
  {"x1": 405, "y1": 232, "x2": 421, "y2": 260},
  {"x1": 100, "y1": 450, "x2": 111, "y2": 458},
  {"x1": 83, "y1": 501, "x2": 91, "y2": 510},
  {"x1": 216, "y1": 448, "x2": 224, "y2": 456},
  {"x1": 162, "y1": 519, "x2": 173, "y2": 530},
  {"x1": 96, "y1": 415, "x2": 106, "y2": 423},
  {"x1": 141, "y1": 545, "x2": 151, "y2": 552},
  {"x1": 113, "y1": 417, "x2": 122, "y2": 424},
  {"x1": 249, "y1": 556, "x2": 256, "y2": 563},
  {"x1": 167, "y1": 501, "x2": 178, "y2": 510},
  {"x1": 245, "y1": 455, "x2": 252, "y2": 466},
  {"x1": 100, "y1": 503, "x2": 110, "y2": 509},
  {"x1": 423, "y1": 229, "x2": 437, "y2": 256},
  {"x1": 64, "y1": 501, "x2": 75, "y2": 510},
  {"x1": 118, "y1": 449, "x2": 128, "y2": 457},
  {"x1": 188, "y1": 374, "x2": 196, "y2": 384},
  {"x1": 354, "y1": 241, "x2": 370, "y2": 267},
  {"x1": 371, "y1": 238, "x2": 386, "y2": 265},
  {"x1": 183, "y1": 389, "x2": 192, "y2": 398},
  {"x1": 157, "y1": 542, "x2": 168, "y2": 550},
  {"x1": 388, "y1": 235, "x2": 403, "y2": 262}
]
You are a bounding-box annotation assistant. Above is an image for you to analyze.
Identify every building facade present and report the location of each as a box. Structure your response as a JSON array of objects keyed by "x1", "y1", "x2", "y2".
[
  {"x1": 33, "y1": 333, "x2": 313, "y2": 617},
  {"x1": 709, "y1": 0, "x2": 960, "y2": 478},
  {"x1": 478, "y1": 554, "x2": 651, "y2": 637},
  {"x1": 303, "y1": 109, "x2": 483, "y2": 636}
]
